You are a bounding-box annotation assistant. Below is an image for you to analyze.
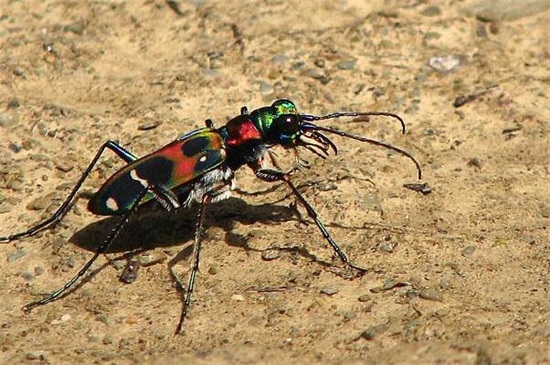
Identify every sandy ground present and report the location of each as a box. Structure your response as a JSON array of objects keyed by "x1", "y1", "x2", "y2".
[{"x1": 0, "y1": 1, "x2": 549, "y2": 364}]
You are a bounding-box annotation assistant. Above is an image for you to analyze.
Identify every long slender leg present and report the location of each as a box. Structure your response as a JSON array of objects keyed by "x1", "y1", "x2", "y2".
[
  {"x1": 254, "y1": 168, "x2": 366, "y2": 273},
  {"x1": 0, "y1": 141, "x2": 138, "y2": 243},
  {"x1": 176, "y1": 193, "x2": 212, "y2": 334},
  {"x1": 23, "y1": 186, "x2": 150, "y2": 311}
]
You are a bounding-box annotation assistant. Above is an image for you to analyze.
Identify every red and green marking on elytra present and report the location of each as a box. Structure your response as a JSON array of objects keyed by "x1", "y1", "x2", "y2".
[{"x1": 1, "y1": 99, "x2": 422, "y2": 334}]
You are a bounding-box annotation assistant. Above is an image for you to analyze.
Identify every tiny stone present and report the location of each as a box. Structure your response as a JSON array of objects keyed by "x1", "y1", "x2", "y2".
[
  {"x1": 61, "y1": 314, "x2": 71, "y2": 322},
  {"x1": 261, "y1": 249, "x2": 282, "y2": 261},
  {"x1": 467, "y1": 157, "x2": 482, "y2": 168},
  {"x1": 112, "y1": 260, "x2": 126, "y2": 270},
  {"x1": 137, "y1": 118, "x2": 162, "y2": 131},
  {"x1": 102, "y1": 335, "x2": 114, "y2": 345},
  {"x1": 51, "y1": 237, "x2": 66, "y2": 251},
  {"x1": 96, "y1": 314, "x2": 110, "y2": 325},
  {"x1": 271, "y1": 54, "x2": 289, "y2": 64},
  {"x1": 428, "y1": 55, "x2": 461, "y2": 73},
  {"x1": 0, "y1": 110, "x2": 20, "y2": 127},
  {"x1": 337, "y1": 59, "x2": 356, "y2": 70},
  {"x1": 55, "y1": 162, "x2": 74, "y2": 173},
  {"x1": 9, "y1": 143, "x2": 22, "y2": 153},
  {"x1": 88, "y1": 335, "x2": 101, "y2": 343},
  {"x1": 208, "y1": 265, "x2": 218, "y2": 275},
  {"x1": 419, "y1": 288, "x2": 444, "y2": 302},
  {"x1": 20, "y1": 272, "x2": 34, "y2": 282},
  {"x1": 403, "y1": 182, "x2": 432, "y2": 195},
  {"x1": 360, "y1": 324, "x2": 387, "y2": 341},
  {"x1": 320, "y1": 287, "x2": 339, "y2": 296},
  {"x1": 344, "y1": 311, "x2": 357, "y2": 321},
  {"x1": 421, "y1": 5, "x2": 442, "y2": 16},
  {"x1": 26, "y1": 351, "x2": 45, "y2": 361},
  {"x1": 119, "y1": 260, "x2": 139, "y2": 284},
  {"x1": 539, "y1": 203, "x2": 550, "y2": 218},
  {"x1": 7, "y1": 248, "x2": 26, "y2": 263},
  {"x1": 119, "y1": 338, "x2": 131, "y2": 347},
  {"x1": 461, "y1": 245, "x2": 476, "y2": 257},
  {"x1": 301, "y1": 67, "x2": 325, "y2": 80},
  {"x1": 26, "y1": 196, "x2": 52, "y2": 211},
  {"x1": 64, "y1": 21, "x2": 85, "y2": 35},
  {"x1": 136, "y1": 251, "x2": 166, "y2": 267},
  {"x1": 318, "y1": 182, "x2": 337, "y2": 191},
  {"x1": 232, "y1": 294, "x2": 245, "y2": 301},
  {"x1": 358, "y1": 294, "x2": 371, "y2": 302},
  {"x1": 7, "y1": 99, "x2": 20, "y2": 109}
]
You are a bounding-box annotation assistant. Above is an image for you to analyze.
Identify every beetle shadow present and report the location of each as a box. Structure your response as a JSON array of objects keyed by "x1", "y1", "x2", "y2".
[{"x1": 70, "y1": 196, "x2": 298, "y2": 255}]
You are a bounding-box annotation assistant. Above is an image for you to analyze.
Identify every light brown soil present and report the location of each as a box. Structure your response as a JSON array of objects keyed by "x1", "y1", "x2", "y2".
[{"x1": 0, "y1": 1, "x2": 548, "y2": 364}]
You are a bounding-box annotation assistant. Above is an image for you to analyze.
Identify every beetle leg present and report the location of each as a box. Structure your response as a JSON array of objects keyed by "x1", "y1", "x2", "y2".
[
  {"x1": 176, "y1": 192, "x2": 212, "y2": 334},
  {"x1": 251, "y1": 164, "x2": 366, "y2": 274},
  {"x1": 1, "y1": 141, "x2": 138, "y2": 243},
  {"x1": 150, "y1": 186, "x2": 181, "y2": 212},
  {"x1": 23, "y1": 186, "x2": 151, "y2": 311}
]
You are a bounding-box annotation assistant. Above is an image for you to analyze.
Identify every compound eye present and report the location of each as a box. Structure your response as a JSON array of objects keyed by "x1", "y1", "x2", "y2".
[{"x1": 275, "y1": 114, "x2": 300, "y2": 135}]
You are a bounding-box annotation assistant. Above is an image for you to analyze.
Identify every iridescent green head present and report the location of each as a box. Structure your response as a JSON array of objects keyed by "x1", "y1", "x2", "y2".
[{"x1": 251, "y1": 99, "x2": 302, "y2": 147}]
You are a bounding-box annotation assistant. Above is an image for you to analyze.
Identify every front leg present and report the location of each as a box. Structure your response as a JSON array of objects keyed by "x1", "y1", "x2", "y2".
[{"x1": 248, "y1": 160, "x2": 366, "y2": 274}]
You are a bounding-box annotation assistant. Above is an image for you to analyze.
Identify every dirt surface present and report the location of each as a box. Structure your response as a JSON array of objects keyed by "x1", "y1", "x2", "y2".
[{"x1": 0, "y1": 1, "x2": 548, "y2": 364}]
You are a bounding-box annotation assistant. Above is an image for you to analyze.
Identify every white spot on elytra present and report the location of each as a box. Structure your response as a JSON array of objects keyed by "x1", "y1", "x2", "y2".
[
  {"x1": 106, "y1": 198, "x2": 119, "y2": 211},
  {"x1": 130, "y1": 169, "x2": 149, "y2": 187},
  {"x1": 199, "y1": 155, "x2": 207, "y2": 162}
]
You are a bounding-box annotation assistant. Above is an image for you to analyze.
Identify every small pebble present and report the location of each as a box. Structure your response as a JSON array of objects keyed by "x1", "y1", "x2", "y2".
[
  {"x1": 271, "y1": 54, "x2": 289, "y2": 64},
  {"x1": 421, "y1": 5, "x2": 442, "y2": 16},
  {"x1": 7, "y1": 248, "x2": 26, "y2": 263},
  {"x1": 26, "y1": 196, "x2": 52, "y2": 211},
  {"x1": 419, "y1": 288, "x2": 444, "y2": 302},
  {"x1": 301, "y1": 67, "x2": 325, "y2": 80},
  {"x1": 467, "y1": 0, "x2": 550, "y2": 21},
  {"x1": 320, "y1": 287, "x2": 339, "y2": 296},
  {"x1": 403, "y1": 182, "x2": 432, "y2": 195},
  {"x1": 318, "y1": 182, "x2": 337, "y2": 191},
  {"x1": 461, "y1": 245, "x2": 476, "y2": 257},
  {"x1": 360, "y1": 324, "x2": 387, "y2": 341},
  {"x1": 64, "y1": 21, "x2": 85, "y2": 35},
  {"x1": 55, "y1": 162, "x2": 74, "y2": 173},
  {"x1": 467, "y1": 158, "x2": 482, "y2": 168},
  {"x1": 428, "y1": 55, "x2": 462, "y2": 73},
  {"x1": 103, "y1": 335, "x2": 114, "y2": 345},
  {"x1": 358, "y1": 294, "x2": 371, "y2": 302},
  {"x1": 7, "y1": 98, "x2": 20, "y2": 109},
  {"x1": 13, "y1": 68, "x2": 25, "y2": 77},
  {"x1": 137, "y1": 118, "x2": 162, "y2": 131},
  {"x1": 232, "y1": 294, "x2": 245, "y2": 301},
  {"x1": 261, "y1": 249, "x2": 282, "y2": 261},
  {"x1": 136, "y1": 251, "x2": 166, "y2": 267},
  {"x1": 20, "y1": 272, "x2": 34, "y2": 281},
  {"x1": 119, "y1": 260, "x2": 140, "y2": 284},
  {"x1": 337, "y1": 59, "x2": 356, "y2": 70},
  {"x1": 0, "y1": 110, "x2": 20, "y2": 127},
  {"x1": 25, "y1": 351, "x2": 46, "y2": 361},
  {"x1": 9, "y1": 143, "x2": 22, "y2": 153}
]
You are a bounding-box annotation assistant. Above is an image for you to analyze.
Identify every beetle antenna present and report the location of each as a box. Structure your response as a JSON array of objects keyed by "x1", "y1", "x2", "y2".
[
  {"x1": 313, "y1": 125, "x2": 422, "y2": 180},
  {"x1": 302, "y1": 112, "x2": 406, "y2": 134}
]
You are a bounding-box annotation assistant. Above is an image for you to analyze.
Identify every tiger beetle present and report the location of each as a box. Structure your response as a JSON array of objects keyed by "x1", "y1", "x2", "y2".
[{"x1": 0, "y1": 99, "x2": 422, "y2": 334}]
